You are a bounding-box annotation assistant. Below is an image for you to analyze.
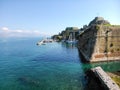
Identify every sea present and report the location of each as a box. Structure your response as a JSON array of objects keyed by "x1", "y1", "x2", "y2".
[{"x1": 0, "y1": 37, "x2": 120, "y2": 90}]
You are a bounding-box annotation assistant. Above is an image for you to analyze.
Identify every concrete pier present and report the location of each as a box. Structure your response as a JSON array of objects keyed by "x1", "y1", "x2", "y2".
[{"x1": 91, "y1": 66, "x2": 120, "y2": 90}]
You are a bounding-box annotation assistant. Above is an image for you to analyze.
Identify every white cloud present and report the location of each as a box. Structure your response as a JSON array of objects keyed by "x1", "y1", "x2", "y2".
[
  {"x1": 0, "y1": 27, "x2": 49, "y2": 37},
  {"x1": 15, "y1": 30, "x2": 23, "y2": 33},
  {"x1": 1, "y1": 27, "x2": 9, "y2": 30},
  {"x1": 1, "y1": 27, "x2": 9, "y2": 31}
]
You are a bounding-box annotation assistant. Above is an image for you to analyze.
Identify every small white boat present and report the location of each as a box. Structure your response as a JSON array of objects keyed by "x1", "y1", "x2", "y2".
[
  {"x1": 36, "y1": 38, "x2": 54, "y2": 46},
  {"x1": 36, "y1": 40, "x2": 46, "y2": 46},
  {"x1": 66, "y1": 33, "x2": 78, "y2": 44}
]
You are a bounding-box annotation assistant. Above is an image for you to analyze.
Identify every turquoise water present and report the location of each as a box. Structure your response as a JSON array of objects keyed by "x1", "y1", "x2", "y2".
[{"x1": 0, "y1": 38, "x2": 120, "y2": 90}]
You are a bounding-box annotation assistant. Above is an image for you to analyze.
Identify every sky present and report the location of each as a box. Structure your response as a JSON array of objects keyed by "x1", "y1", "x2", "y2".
[{"x1": 0, "y1": 0, "x2": 120, "y2": 37}]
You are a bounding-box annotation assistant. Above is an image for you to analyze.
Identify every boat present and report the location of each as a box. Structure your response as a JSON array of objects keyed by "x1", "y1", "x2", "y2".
[
  {"x1": 66, "y1": 33, "x2": 78, "y2": 44},
  {"x1": 36, "y1": 40, "x2": 46, "y2": 46},
  {"x1": 36, "y1": 38, "x2": 54, "y2": 46}
]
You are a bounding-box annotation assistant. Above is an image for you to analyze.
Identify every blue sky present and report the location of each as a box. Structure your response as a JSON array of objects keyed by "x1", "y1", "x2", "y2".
[{"x1": 0, "y1": 0, "x2": 120, "y2": 37}]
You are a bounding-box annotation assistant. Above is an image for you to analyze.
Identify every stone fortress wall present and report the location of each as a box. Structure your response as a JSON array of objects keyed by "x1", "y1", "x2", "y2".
[{"x1": 78, "y1": 17, "x2": 120, "y2": 62}]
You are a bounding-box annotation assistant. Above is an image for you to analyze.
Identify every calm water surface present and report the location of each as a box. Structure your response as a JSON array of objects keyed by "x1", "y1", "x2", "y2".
[{"x1": 0, "y1": 38, "x2": 120, "y2": 90}]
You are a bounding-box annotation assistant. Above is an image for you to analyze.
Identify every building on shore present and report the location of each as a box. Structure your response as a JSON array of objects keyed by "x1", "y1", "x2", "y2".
[{"x1": 78, "y1": 17, "x2": 120, "y2": 62}]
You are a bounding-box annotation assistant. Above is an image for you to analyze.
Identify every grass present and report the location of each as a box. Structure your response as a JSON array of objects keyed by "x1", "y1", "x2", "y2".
[
  {"x1": 112, "y1": 76, "x2": 120, "y2": 87},
  {"x1": 107, "y1": 72, "x2": 120, "y2": 87}
]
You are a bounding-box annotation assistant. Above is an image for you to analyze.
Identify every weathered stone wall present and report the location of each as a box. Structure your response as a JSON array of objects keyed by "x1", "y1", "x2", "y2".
[{"x1": 78, "y1": 25, "x2": 120, "y2": 62}]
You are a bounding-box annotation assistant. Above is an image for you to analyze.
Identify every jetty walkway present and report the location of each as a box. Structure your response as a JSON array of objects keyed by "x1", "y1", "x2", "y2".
[{"x1": 91, "y1": 66, "x2": 120, "y2": 90}]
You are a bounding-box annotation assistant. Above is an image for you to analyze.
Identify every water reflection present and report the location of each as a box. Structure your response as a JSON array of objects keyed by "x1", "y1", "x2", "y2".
[
  {"x1": 80, "y1": 60, "x2": 120, "y2": 72},
  {"x1": 61, "y1": 42, "x2": 77, "y2": 49}
]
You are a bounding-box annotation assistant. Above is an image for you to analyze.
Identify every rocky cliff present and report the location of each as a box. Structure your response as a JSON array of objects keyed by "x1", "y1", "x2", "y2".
[{"x1": 78, "y1": 17, "x2": 120, "y2": 62}]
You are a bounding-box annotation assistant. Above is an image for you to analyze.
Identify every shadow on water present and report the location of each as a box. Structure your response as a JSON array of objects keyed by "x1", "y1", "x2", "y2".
[{"x1": 61, "y1": 42, "x2": 77, "y2": 49}]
